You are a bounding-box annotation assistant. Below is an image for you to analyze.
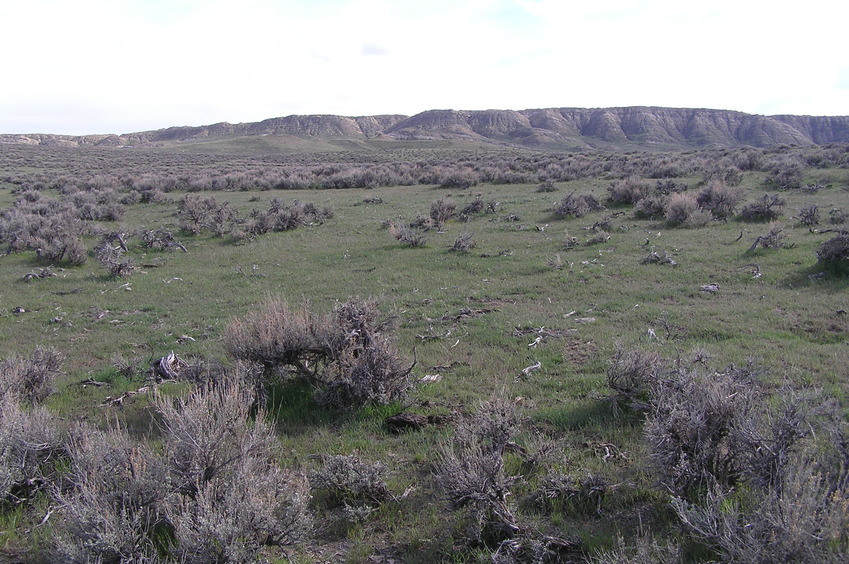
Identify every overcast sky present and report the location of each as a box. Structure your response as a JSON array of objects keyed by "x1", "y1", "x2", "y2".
[{"x1": 2, "y1": 0, "x2": 847, "y2": 135}]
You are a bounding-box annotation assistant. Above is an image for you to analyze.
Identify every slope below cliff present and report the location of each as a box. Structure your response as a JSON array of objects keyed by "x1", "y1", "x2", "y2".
[{"x1": 2, "y1": 107, "x2": 847, "y2": 151}]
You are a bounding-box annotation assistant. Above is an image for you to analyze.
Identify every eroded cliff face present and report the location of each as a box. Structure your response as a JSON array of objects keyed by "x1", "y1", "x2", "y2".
[
  {"x1": 386, "y1": 107, "x2": 846, "y2": 148},
  {"x1": 2, "y1": 107, "x2": 847, "y2": 150}
]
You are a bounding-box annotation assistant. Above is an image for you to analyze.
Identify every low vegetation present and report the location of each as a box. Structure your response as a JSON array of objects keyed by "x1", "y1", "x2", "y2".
[{"x1": 0, "y1": 141, "x2": 847, "y2": 562}]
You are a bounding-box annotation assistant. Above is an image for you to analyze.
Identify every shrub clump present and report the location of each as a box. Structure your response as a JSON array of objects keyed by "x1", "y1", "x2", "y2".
[
  {"x1": 664, "y1": 193, "x2": 711, "y2": 227},
  {"x1": 606, "y1": 345, "x2": 667, "y2": 414},
  {"x1": 552, "y1": 193, "x2": 604, "y2": 219},
  {"x1": 52, "y1": 426, "x2": 171, "y2": 563},
  {"x1": 696, "y1": 180, "x2": 741, "y2": 220},
  {"x1": 450, "y1": 231, "x2": 477, "y2": 253},
  {"x1": 156, "y1": 376, "x2": 310, "y2": 563},
  {"x1": 607, "y1": 176, "x2": 650, "y2": 205},
  {"x1": 55, "y1": 374, "x2": 310, "y2": 563},
  {"x1": 309, "y1": 454, "x2": 391, "y2": 509},
  {"x1": 633, "y1": 196, "x2": 667, "y2": 219},
  {"x1": 430, "y1": 198, "x2": 457, "y2": 227},
  {"x1": 816, "y1": 234, "x2": 849, "y2": 273},
  {"x1": 437, "y1": 397, "x2": 521, "y2": 545},
  {"x1": 740, "y1": 194, "x2": 785, "y2": 222},
  {"x1": 224, "y1": 298, "x2": 415, "y2": 409},
  {"x1": 0, "y1": 395, "x2": 65, "y2": 505},
  {"x1": 0, "y1": 346, "x2": 62, "y2": 406}
]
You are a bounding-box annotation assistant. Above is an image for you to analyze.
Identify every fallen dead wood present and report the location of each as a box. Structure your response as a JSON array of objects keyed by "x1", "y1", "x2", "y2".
[
  {"x1": 101, "y1": 385, "x2": 151, "y2": 408},
  {"x1": 22, "y1": 267, "x2": 56, "y2": 282},
  {"x1": 78, "y1": 378, "x2": 108, "y2": 387},
  {"x1": 151, "y1": 351, "x2": 186, "y2": 381},
  {"x1": 441, "y1": 307, "x2": 496, "y2": 322},
  {"x1": 512, "y1": 326, "x2": 575, "y2": 338},
  {"x1": 521, "y1": 361, "x2": 542, "y2": 379},
  {"x1": 384, "y1": 412, "x2": 452, "y2": 433},
  {"x1": 416, "y1": 328, "x2": 452, "y2": 341}
]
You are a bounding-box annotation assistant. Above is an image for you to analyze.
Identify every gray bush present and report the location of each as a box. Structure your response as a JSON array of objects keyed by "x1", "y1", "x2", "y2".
[
  {"x1": 0, "y1": 395, "x2": 65, "y2": 504},
  {"x1": 817, "y1": 235, "x2": 849, "y2": 272},
  {"x1": 696, "y1": 180, "x2": 741, "y2": 219},
  {"x1": 645, "y1": 368, "x2": 756, "y2": 498},
  {"x1": 672, "y1": 454, "x2": 849, "y2": 563},
  {"x1": 0, "y1": 346, "x2": 62, "y2": 406},
  {"x1": 52, "y1": 426, "x2": 170, "y2": 564},
  {"x1": 606, "y1": 345, "x2": 667, "y2": 414},
  {"x1": 225, "y1": 298, "x2": 415, "y2": 409},
  {"x1": 437, "y1": 397, "x2": 521, "y2": 544},
  {"x1": 156, "y1": 375, "x2": 311, "y2": 562},
  {"x1": 309, "y1": 454, "x2": 390, "y2": 507},
  {"x1": 664, "y1": 193, "x2": 711, "y2": 227},
  {"x1": 553, "y1": 193, "x2": 604, "y2": 218}
]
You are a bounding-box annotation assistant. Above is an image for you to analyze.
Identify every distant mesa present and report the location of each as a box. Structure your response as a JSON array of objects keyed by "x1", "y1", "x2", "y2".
[{"x1": 2, "y1": 106, "x2": 848, "y2": 151}]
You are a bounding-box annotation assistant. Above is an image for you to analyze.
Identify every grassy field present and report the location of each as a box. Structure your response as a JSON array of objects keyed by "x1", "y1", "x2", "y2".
[{"x1": 0, "y1": 142, "x2": 848, "y2": 562}]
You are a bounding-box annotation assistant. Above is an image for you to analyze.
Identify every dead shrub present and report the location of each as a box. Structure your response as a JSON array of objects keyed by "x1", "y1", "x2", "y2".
[
  {"x1": 829, "y1": 208, "x2": 848, "y2": 225},
  {"x1": 747, "y1": 225, "x2": 790, "y2": 251},
  {"x1": 389, "y1": 223, "x2": 427, "y2": 247},
  {"x1": 536, "y1": 180, "x2": 557, "y2": 193},
  {"x1": 315, "y1": 300, "x2": 415, "y2": 409},
  {"x1": 537, "y1": 472, "x2": 608, "y2": 515},
  {"x1": 94, "y1": 238, "x2": 135, "y2": 278},
  {"x1": 795, "y1": 204, "x2": 820, "y2": 226},
  {"x1": 585, "y1": 230, "x2": 610, "y2": 245},
  {"x1": 0, "y1": 346, "x2": 62, "y2": 406},
  {"x1": 460, "y1": 197, "x2": 484, "y2": 217},
  {"x1": 640, "y1": 250, "x2": 677, "y2": 266},
  {"x1": 451, "y1": 231, "x2": 477, "y2": 253},
  {"x1": 817, "y1": 235, "x2": 849, "y2": 273},
  {"x1": 139, "y1": 228, "x2": 186, "y2": 252},
  {"x1": 408, "y1": 215, "x2": 436, "y2": 231},
  {"x1": 740, "y1": 194, "x2": 785, "y2": 222},
  {"x1": 696, "y1": 180, "x2": 741, "y2": 220},
  {"x1": 430, "y1": 197, "x2": 457, "y2": 227}
]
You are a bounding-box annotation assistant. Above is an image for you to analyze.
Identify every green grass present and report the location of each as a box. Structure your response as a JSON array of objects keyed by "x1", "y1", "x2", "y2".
[{"x1": 1, "y1": 144, "x2": 848, "y2": 562}]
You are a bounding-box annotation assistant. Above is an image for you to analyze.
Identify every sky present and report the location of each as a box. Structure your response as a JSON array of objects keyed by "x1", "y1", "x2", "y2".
[{"x1": 1, "y1": 0, "x2": 847, "y2": 135}]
